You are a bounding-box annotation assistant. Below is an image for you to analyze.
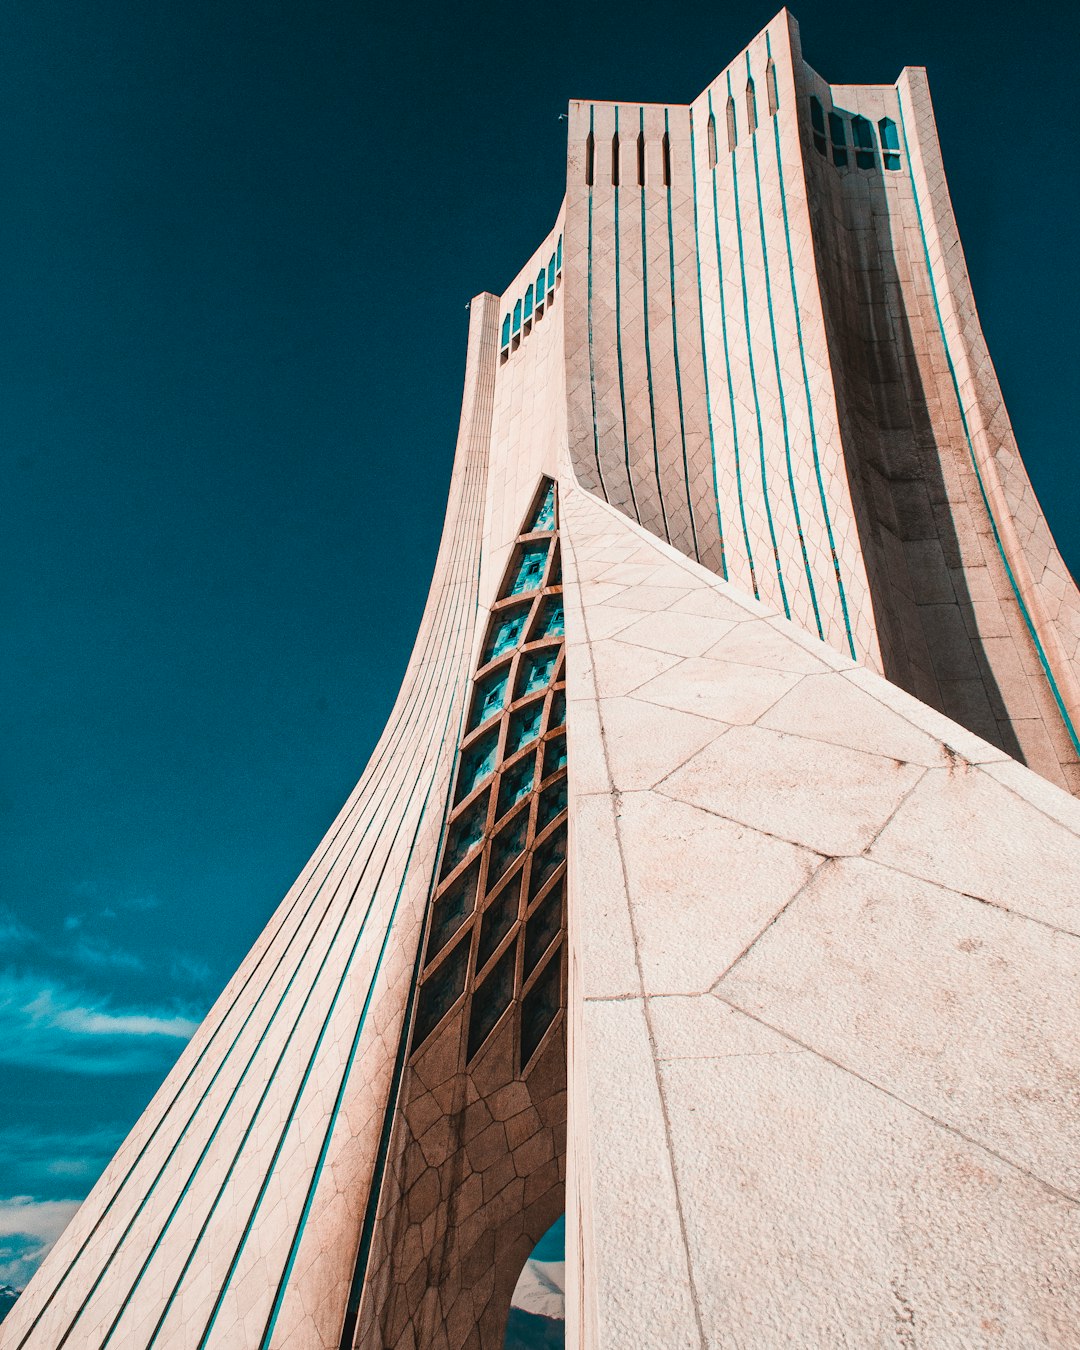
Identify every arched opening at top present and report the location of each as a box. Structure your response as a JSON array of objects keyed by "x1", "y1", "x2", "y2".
[
  {"x1": 513, "y1": 299, "x2": 522, "y2": 335},
  {"x1": 661, "y1": 132, "x2": 671, "y2": 187},
  {"x1": 548, "y1": 255, "x2": 556, "y2": 290},
  {"x1": 637, "y1": 130, "x2": 646, "y2": 186},
  {"x1": 809, "y1": 96, "x2": 827, "y2": 155},
  {"x1": 879, "y1": 116, "x2": 901, "y2": 170},
  {"x1": 726, "y1": 95, "x2": 737, "y2": 152},
  {"x1": 707, "y1": 112, "x2": 718, "y2": 168},
  {"x1": 851, "y1": 115, "x2": 876, "y2": 169},
  {"x1": 828, "y1": 110, "x2": 848, "y2": 167},
  {"x1": 611, "y1": 131, "x2": 620, "y2": 186},
  {"x1": 745, "y1": 77, "x2": 758, "y2": 135},
  {"x1": 504, "y1": 1214, "x2": 565, "y2": 1348},
  {"x1": 524, "y1": 284, "x2": 534, "y2": 322},
  {"x1": 536, "y1": 268, "x2": 546, "y2": 307},
  {"x1": 585, "y1": 131, "x2": 594, "y2": 186}
]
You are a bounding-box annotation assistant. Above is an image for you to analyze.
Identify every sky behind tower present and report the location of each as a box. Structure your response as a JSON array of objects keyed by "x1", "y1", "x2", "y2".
[{"x1": 2, "y1": 0, "x2": 1078, "y2": 1298}]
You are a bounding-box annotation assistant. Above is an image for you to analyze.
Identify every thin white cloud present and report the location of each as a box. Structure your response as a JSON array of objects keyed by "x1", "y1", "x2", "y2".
[
  {"x1": 0, "y1": 1197, "x2": 81, "y2": 1290},
  {"x1": 0, "y1": 971, "x2": 198, "y2": 1075}
]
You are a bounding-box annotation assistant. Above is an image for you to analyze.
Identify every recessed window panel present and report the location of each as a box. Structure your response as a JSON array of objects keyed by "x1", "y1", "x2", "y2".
[
  {"x1": 542, "y1": 734, "x2": 567, "y2": 779},
  {"x1": 530, "y1": 594, "x2": 563, "y2": 640},
  {"x1": 524, "y1": 285, "x2": 534, "y2": 320},
  {"x1": 507, "y1": 545, "x2": 550, "y2": 597},
  {"x1": 536, "y1": 776, "x2": 567, "y2": 833},
  {"x1": 520, "y1": 949, "x2": 561, "y2": 1069},
  {"x1": 477, "y1": 871, "x2": 521, "y2": 971},
  {"x1": 557, "y1": 235, "x2": 563, "y2": 270},
  {"x1": 484, "y1": 605, "x2": 530, "y2": 663},
  {"x1": 441, "y1": 794, "x2": 488, "y2": 876},
  {"x1": 524, "y1": 881, "x2": 563, "y2": 978},
  {"x1": 506, "y1": 699, "x2": 544, "y2": 756},
  {"x1": 829, "y1": 111, "x2": 848, "y2": 167},
  {"x1": 427, "y1": 862, "x2": 479, "y2": 960},
  {"x1": 516, "y1": 646, "x2": 559, "y2": 700},
  {"x1": 414, "y1": 936, "x2": 469, "y2": 1047},
  {"x1": 489, "y1": 807, "x2": 530, "y2": 887},
  {"x1": 467, "y1": 943, "x2": 515, "y2": 1061},
  {"x1": 529, "y1": 831, "x2": 566, "y2": 900},
  {"x1": 879, "y1": 117, "x2": 900, "y2": 170},
  {"x1": 497, "y1": 750, "x2": 537, "y2": 819},
  {"x1": 548, "y1": 255, "x2": 556, "y2": 289},
  {"x1": 455, "y1": 729, "x2": 499, "y2": 802},
  {"x1": 469, "y1": 664, "x2": 510, "y2": 730},
  {"x1": 536, "y1": 269, "x2": 546, "y2": 305},
  {"x1": 548, "y1": 687, "x2": 566, "y2": 732},
  {"x1": 529, "y1": 481, "x2": 556, "y2": 533},
  {"x1": 501, "y1": 314, "x2": 511, "y2": 348},
  {"x1": 513, "y1": 299, "x2": 522, "y2": 334}
]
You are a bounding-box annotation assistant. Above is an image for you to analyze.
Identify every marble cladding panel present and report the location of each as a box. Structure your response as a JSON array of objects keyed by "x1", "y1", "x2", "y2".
[
  {"x1": 561, "y1": 480, "x2": 1080, "y2": 1350},
  {"x1": 1, "y1": 298, "x2": 503, "y2": 1350}
]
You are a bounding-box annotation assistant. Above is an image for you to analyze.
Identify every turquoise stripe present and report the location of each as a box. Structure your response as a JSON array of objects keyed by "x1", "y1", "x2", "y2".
[
  {"x1": 688, "y1": 106, "x2": 728, "y2": 578},
  {"x1": 707, "y1": 89, "x2": 758, "y2": 598},
  {"x1": 765, "y1": 33, "x2": 856, "y2": 659},
  {"x1": 896, "y1": 93, "x2": 1080, "y2": 754},
  {"x1": 45, "y1": 512, "x2": 478, "y2": 1350},
  {"x1": 664, "y1": 107, "x2": 700, "y2": 560},
  {"x1": 747, "y1": 50, "x2": 823, "y2": 640},
  {"x1": 586, "y1": 106, "x2": 608, "y2": 501},
  {"x1": 728, "y1": 72, "x2": 790, "y2": 616},
  {"x1": 613, "y1": 106, "x2": 640, "y2": 520},
  {"x1": 640, "y1": 107, "x2": 671, "y2": 541}
]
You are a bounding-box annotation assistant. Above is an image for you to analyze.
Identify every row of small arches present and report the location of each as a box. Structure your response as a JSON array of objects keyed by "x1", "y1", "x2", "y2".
[
  {"x1": 500, "y1": 236, "x2": 564, "y2": 353},
  {"x1": 810, "y1": 98, "x2": 902, "y2": 171},
  {"x1": 582, "y1": 59, "x2": 782, "y2": 188}
]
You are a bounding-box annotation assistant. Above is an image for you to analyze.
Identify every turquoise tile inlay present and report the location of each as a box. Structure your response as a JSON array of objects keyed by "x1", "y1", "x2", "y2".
[
  {"x1": 455, "y1": 730, "x2": 499, "y2": 802},
  {"x1": 506, "y1": 701, "x2": 544, "y2": 756},
  {"x1": 484, "y1": 606, "x2": 530, "y2": 663},
  {"x1": 531, "y1": 595, "x2": 563, "y2": 640},
  {"x1": 529, "y1": 481, "x2": 556, "y2": 532},
  {"x1": 517, "y1": 647, "x2": 558, "y2": 699},
  {"x1": 508, "y1": 544, "x2": 550, "y2": 596},
  {"x1": 469, "y1": 665, "x2": 510, "y2": 728}
]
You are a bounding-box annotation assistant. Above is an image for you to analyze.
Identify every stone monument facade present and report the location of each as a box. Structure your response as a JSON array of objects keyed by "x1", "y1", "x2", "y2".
[{"x1": 7, "y1": 10, "x2": 1080, "y2": 1348}]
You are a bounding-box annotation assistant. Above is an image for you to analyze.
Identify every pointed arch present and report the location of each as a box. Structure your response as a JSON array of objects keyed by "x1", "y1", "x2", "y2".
[
  {"x1": 585, "y1": 131, "x2": 594, "y2": 186},
  {"x1": 611, "y1": 131, "x2": 620, "y2": 186},
  {"x1": 707, "y1": 112, "x2": 717, "y2": 168},
  {"x1": 745, "y1": 77, "x2": 758, "y2": 134},
  {"x1": 726, "y1": 95, "x2": 737, "y2": 151},
  {"x1": 637, "y1": 130, "x2": 646, "y2": 186},
  {"x1": 766, "y1": 58, "x2": 779, "y2": 115}
]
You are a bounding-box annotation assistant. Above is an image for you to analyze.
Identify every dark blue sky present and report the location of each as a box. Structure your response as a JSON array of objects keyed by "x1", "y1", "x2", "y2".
[{"x1": 2, "y1": 0, "x2": 1078, "y2": 1292}]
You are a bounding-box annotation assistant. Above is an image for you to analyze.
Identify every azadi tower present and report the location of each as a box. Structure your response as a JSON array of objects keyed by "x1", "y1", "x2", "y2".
[{"x1": 7, "y1": 10, "x2": 1080, "y2": 1348}]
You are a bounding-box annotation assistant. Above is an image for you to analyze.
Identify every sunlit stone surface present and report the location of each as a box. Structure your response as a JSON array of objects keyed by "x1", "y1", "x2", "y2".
[{"x1": 6, "y1": 9, "x2": 1080, "y2": 1349}]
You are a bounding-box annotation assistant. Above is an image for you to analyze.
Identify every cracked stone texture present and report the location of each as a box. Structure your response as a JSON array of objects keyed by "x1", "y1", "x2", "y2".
[{"x1": 562, "y1": 479, "x2": 1080, "y2": 1348}]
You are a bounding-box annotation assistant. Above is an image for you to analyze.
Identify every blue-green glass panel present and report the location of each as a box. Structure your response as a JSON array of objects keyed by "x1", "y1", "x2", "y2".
[
  {"x1": 547, "y1": 256, "x2": 556, "y2": 289},
  {"x1": 548, "y1": 687, "x2": 566, "y2": 731},
  {"x1": 856, "y1": 150, "x2": 875, "y2": 169},
  {"x1": 531, "y1": 594, "x2": 563, "y2": 639},
  {"x1": 878, "y1": 117, "x2": 900, "y2": 151},
  {"x1": 497, "y1": 750, "x2": 537, "y2": 818},
  {"x1": 528, "y1": 831, "x2": 565, "y2": 900},
  {"x1": 524, "y1": 285, "x2": 534, "y2": 320},
  {"x1": 536, "y1": 777, "x2": 568, "y2": 832},
  {"x1": 557, "y1": 235, "x2": 563, "y2": 269},
  {"x1": 484, "y1": 606, "x2": 529, "y2": 663},
  {"x1": 828, "y1": 112, "x2": 846, "y2": 147},
  {"x1": 529, "y1": 482, "x2": 556, "y2": 533},
  {"x1": 536, "y1": 269, "x2": 546, "y2": 303},
  {"x1": 810, "y1": 96, "x2": 825, "y2": 133},
  {"x1": 455, "y1": 730, "x2": 499, "y2": 802},
  {"x1": 442, "y1": 795, "x2": 488, "y2": 874},
  {"x1": 467, "y1": 942, "x2": 515, "y2": 1060},
  {"x1": 542, "y1": 733, "x2": 567, "y2": 778},
  {"x1": 513, "y1": 299, "x2": 522, "y2": 334},
  {"x1": 469, "y1": 665, "x2": 510, "y2": 729},
  {"x1": 489, "y1": 808, "x2": 529, "y2": 887},
  {"x1": 477, "y1": 872, "x2": 521, "y2": 970},
  {"x1": 883, "y1": 152, "x2": 901, "y2": 170},
  {"x1": 851, "y1": 116, "x2": 874, "y2": 149},
  {"x1": 507, "y1": 545, "x2": 549, "y2": 597},
  {"x1": 517, "y1": 647, "x2": 558, "y2": 699},
  {"x1": 427, "y1": 862, "x2": 479, "y2": 958},
  {"x1": 501, "y1": 314, "x2": 511, "y2": 347},
  {"x1": 506, "y1": 701, "x2": 544, "y2": 756},
  {"x1": 524, "y1": 881, "x2": 562, "y2": 977}
]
